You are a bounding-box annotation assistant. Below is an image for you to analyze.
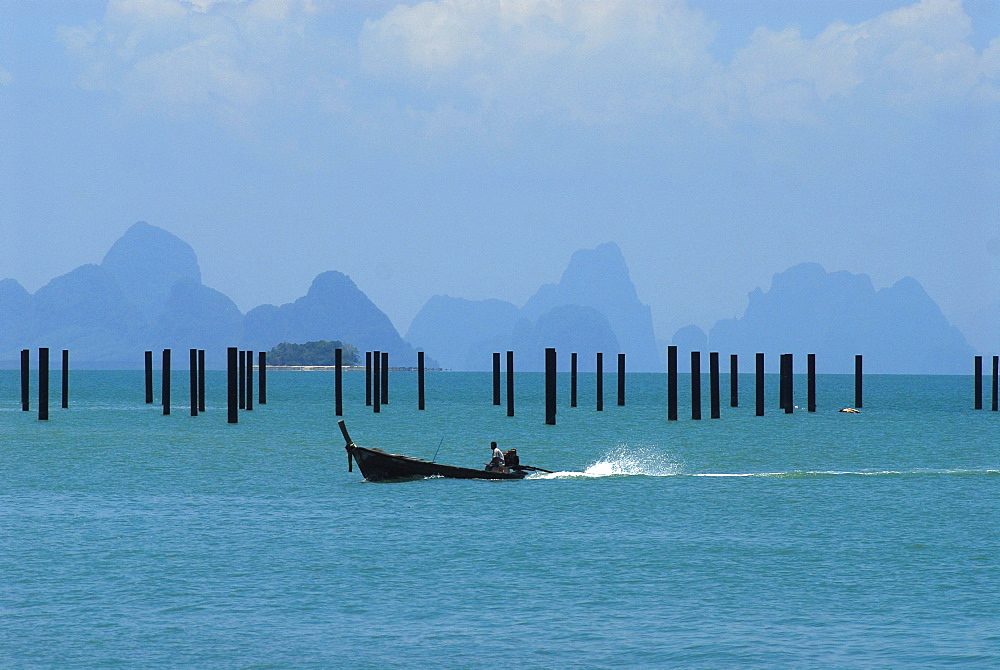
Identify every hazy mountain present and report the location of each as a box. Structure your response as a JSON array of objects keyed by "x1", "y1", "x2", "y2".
[
  {"x1": 0, "y1": 279, "x2": 32, "y2": 355},
  {"x1": 242, "y1": 271, "x2": 425, "y2": 366},
  {"x1": 150, "y1": 278, "x2": 244, "y2": 367},
  {"x1": 510, "y1": 305, "x2": 620, "y2": 372},
  {"x1": 701, "y1": 263, "x2": 974, "y2": 373},
  {"x1": 670, "y1": 324, "x2": 708, "y2": 373},
  {"x1": 405, "y1": 296, "x2": 519, "y2": 370},
  {"x1": 0, "y1": 222, "x2": 424, "y2": 368},
  {"x1": 521, "y1": 242, "x2": 660, "y2": 371},
  {"x1": 102, "y1": 221, "x2": 202, "y2": 320},
  {"x1": 406, "y1": 242, "x2": 660, "y2": 372}
]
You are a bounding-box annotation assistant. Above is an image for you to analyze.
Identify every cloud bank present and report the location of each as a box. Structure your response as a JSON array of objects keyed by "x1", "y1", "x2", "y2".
[{"x1": 60, "y1": 0, "x2": 1000, "y2": 134}]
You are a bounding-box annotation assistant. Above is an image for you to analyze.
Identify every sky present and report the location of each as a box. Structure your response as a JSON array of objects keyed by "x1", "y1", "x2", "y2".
[{"x1": 1, "y1": 0, "x2": 998, "y2": 351}]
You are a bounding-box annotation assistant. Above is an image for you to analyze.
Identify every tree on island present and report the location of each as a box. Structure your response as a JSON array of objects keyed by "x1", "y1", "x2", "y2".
[{"x1": 267, "y1": 340, "x2": 360, "y2": 366}]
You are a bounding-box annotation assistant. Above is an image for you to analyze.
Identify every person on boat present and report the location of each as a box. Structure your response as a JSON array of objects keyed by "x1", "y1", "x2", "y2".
[{"x1": 486, "y1": 441, "x2": 506, "y2": 471}]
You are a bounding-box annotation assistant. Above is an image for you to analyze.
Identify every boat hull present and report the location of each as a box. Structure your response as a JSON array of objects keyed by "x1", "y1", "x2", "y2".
[{"x1": 350, "y1": 445, "x2": 527, "y2": 482}]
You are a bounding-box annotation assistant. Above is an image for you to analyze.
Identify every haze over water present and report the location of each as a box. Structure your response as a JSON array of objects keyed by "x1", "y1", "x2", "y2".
[{"x1": 3, "y1": 370, "x2": 997, "y2": 667}]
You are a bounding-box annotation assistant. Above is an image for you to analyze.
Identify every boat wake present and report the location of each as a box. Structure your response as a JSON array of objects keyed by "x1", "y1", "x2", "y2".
[{"x1": 530, "y1": 444, "x2": 683, "y2": 479}]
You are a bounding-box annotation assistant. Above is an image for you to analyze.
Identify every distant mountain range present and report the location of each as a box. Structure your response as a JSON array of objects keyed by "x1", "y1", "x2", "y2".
[
  {"x1": 0, "y1": 223, "x2": 979, "y2": 373},
  {"x1": 670, "y1": 263, "x2": 975, "y2": 374},
  {"x1": 406, "y1": 242, "x2": 661, "y2": 372},
  {"x1": 0, "y1": 222, "x2": 422, "y2": 368}
]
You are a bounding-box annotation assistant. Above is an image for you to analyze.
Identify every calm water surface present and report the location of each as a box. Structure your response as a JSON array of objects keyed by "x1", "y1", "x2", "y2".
[{"x1": 1, "y1": 370, "x2": 998, "y2": 667}]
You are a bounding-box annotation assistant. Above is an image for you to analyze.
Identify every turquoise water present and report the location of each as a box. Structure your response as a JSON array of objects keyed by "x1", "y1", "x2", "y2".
[{"x1": 2, "y1": 370, "x2": 998, "y2": 667}]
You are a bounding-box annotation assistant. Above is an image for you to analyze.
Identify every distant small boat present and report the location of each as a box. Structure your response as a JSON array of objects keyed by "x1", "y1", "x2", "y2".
[{"x1": 338, "y1": 420, "x2": 550, "y2": 482}]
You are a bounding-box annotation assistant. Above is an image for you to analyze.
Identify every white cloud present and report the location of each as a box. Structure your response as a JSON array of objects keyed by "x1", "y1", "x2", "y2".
[
  {"x1": 360, "y1": 0, "x2": 721, "y2": 127},
  {"x1": 729, "y1": 0, "x2": 996, "y2": 122},
  {"x1": 61, "y1": 0, "x2": 999, "y2": 133},
  {"x1": 60, "y1": 0, "x2": 338, "y2": 126}
]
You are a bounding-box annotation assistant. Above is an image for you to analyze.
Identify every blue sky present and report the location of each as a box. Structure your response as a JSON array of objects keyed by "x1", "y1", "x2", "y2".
[{"x1": 1, "y1": 0, "x2": 998, "y2": 350}]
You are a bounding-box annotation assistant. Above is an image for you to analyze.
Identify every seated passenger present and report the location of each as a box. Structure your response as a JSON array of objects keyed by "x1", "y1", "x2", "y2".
[{"x1": 486, "y1": 441, "x2": 505, "y2": 471}]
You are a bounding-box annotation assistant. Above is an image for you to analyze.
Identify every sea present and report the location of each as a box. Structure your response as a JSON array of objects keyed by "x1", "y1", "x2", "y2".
[{"x1": 1, "y1": 369, "x2": 998, "y2": 668}]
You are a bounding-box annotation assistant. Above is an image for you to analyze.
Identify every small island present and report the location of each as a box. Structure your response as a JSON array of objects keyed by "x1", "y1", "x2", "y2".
[{"x1": 267, "y1": 340, "x2": 360, "y2": 367}]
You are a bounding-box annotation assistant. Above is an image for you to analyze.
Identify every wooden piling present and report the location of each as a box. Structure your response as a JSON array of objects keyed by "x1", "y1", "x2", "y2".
[
  {"x1": 257, "y1": 351, "x2": 266, "y2": 405},
  {"x1": 373, "y1": 350, "x2": 381, "y2": 414},
  {"x1": 730, "y1": 354, "x2": 738, "y2": 408},
  {"x1": 667, "y1": 345, "x2": 677, "y2": 421},
  {"x1": 596, "y1": 352, "x2": 604, "y2": 412},
  {"x1": 418, "y1": 351, "x2": 425, "y2": 410},
  {"x1": 710, "y1": 352, "x2": 720, "y2": 419},
  {"x1": 227, "y1": 347, "x2": 238, "y2": 424},
  {"x1": 20, "y1": 349, "x2": 29, "y2": 411},
  {"x1": 144, "y1": 350, "x2": 153, "y2": 404},
  {"x1": 365, "y1": 352, "x2": 372, "y2": 406},
  {"x1": 974, "y1": 355, "x2": 983, "y2": 410},
  {"x1": 545, "y1": 347, "x2": 556, "y2": 425},
  {"x1": 61, "y1": 350, "x2": 69, "y2": 409},
  {"x1": 807, "y1": 353, "x2": 816, "y2": 412},
  {"x1": 855, "y1": 355, "x2": 863, "y2": 408},
  {"x1": 993, "y1": 356, "x2": 998, "y2": 412},
  {"x1": 198, "y1": 350, "x2": 206, "y2": 412},
  {"x1": 245, "y1": 350, "x2": 253, "y2": 411},
  {"x1": 162, "y1": 349, "x2": 171, "y2": 416},
  {"x1": 691, "y1": 351, "x2": 701, "y2": 420},
  {"x1": 493, "y1": 352, "x2": 501, "y2": 406},
  {"x1": 381, "y1": 351, "x2": 389, "y2": 405},
  {"x1": 571, "y1": 352, "x2": 578, "y2": 408},
  {"x1": 506, "y1": 350, "x2": 514, "y2": 417},
  {"x1": 617, "y1": 353, "x2": 626, "y2": 406},
  {"x1": 38, "y1": 347, "x2": 48, "y2": 421},
  {"x1": 238, "y1": 350, "x2": 246, "y2": 410},
  {"x1": 779, "y1": 354, "x2": 787, "y2": 410},
  {"x1": 335, "y1": 347, "x2": 343, "y2": 417},
  {"x1": 189, "y1": 349, "x2": 198, "y2": 417},
  {"x1": 783, "y1": 354, "x2": 793, "y2": 414},
  {"x1": 755, "y1": 353, "x2": 764, "y2": 417}
]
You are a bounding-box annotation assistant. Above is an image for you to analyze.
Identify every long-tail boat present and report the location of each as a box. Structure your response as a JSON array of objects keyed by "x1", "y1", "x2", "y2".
[{"x1": 338, "y1": 420, "x2": 550, "y2": 482}]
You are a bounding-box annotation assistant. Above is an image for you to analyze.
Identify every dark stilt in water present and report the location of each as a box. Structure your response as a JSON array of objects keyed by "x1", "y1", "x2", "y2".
[
  {"x1": 974, "y1": 355, "x2": 983, "y2": 410},
  {"x1": 596, "y1": 352, "x2": 604, "y2": 412},
  {"x1": 855, "y1": 355, "x2": 863, "y2": 408},
  {"x1": 418, "y1": 351, "x2": 425, "y2": 411},
  {"x1": 38, "y1": 348, "x2": 49, "y2": 421},
  {"x1": 21, "y1": 349, "x2": 29, "y2": 412},
  {"x1": 373, "y1": 350, "x2": 381, "y2": 414},
  {"x1": 381, "y1": 351, "x2": 389, "y2": 405},
  {"x1": 545, "y1": 347, "x2": 557, "y2": 425},
  {"x1": 61, "y1": 350, "x2": 69, "y2": 409},
  {"x1": 145, "y1": 350, "x2": 153, "y2": 404},
  {"x1": 257, "y1": 351, "x2": 266, "y2": 405},
  {"x1": 571, "y1": 352, "x2": 578, "y2": 408},
  {"x1": 710, "y1": 352, "x2": 720, "y2": 419},
  {"x1": 245, "y1": 350, "x2": 253, "y2": 411},
  {"x1": 238, "y1": 350, "x2": 246, "y2": 410},
  {"x1": 691, "y1": 351, "x2": 702, "y2": 420},
  {"x1": 779, "y1": 354, "x2": 787, "y2": 410},
  {"x1": 993, "y1": 356, "x2": 998, "y2": 412},
  {"x1": 162, "y1": 349, "x2": 171, "y2": 416},
  {"x1": 198, "y1": 350, "x2": 206, "y2": 412},
  {"x1": 227, "y1": 347, "x2": 238, "y2": 424},
  {"x1": 783, "y1": 354, "x2": 794, "y2": 414},
  {"x1": 730, "y1": 354, "x2": 738, "y2": 408},
  {"x1": 506, "y1": 350, "x2": 514, "y2": 417},
  {"x1": 335, "y1": 348, "x2": 343, "y2": 417},
  {"x1": 755, "y1": 353, "x2": 764, "y2": 417},
  {"x1": 667, "y1": 345, "x2": 677, "y2": 421},
  {"x1": 617, "y1": 353, "x2": 626, "y2": 406},
  {"x1": 493, "y1": 352, "x2": 501, "y2": 406},
  {"x1": 189, "y1": 349, "x2": 198, "y2": 417},
  {"x1": 365, "y1": 352, "x2": 372, "y2": 406},
  {"x1": 807, "y1": 353, "x2": 816, "y2": 413}
]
